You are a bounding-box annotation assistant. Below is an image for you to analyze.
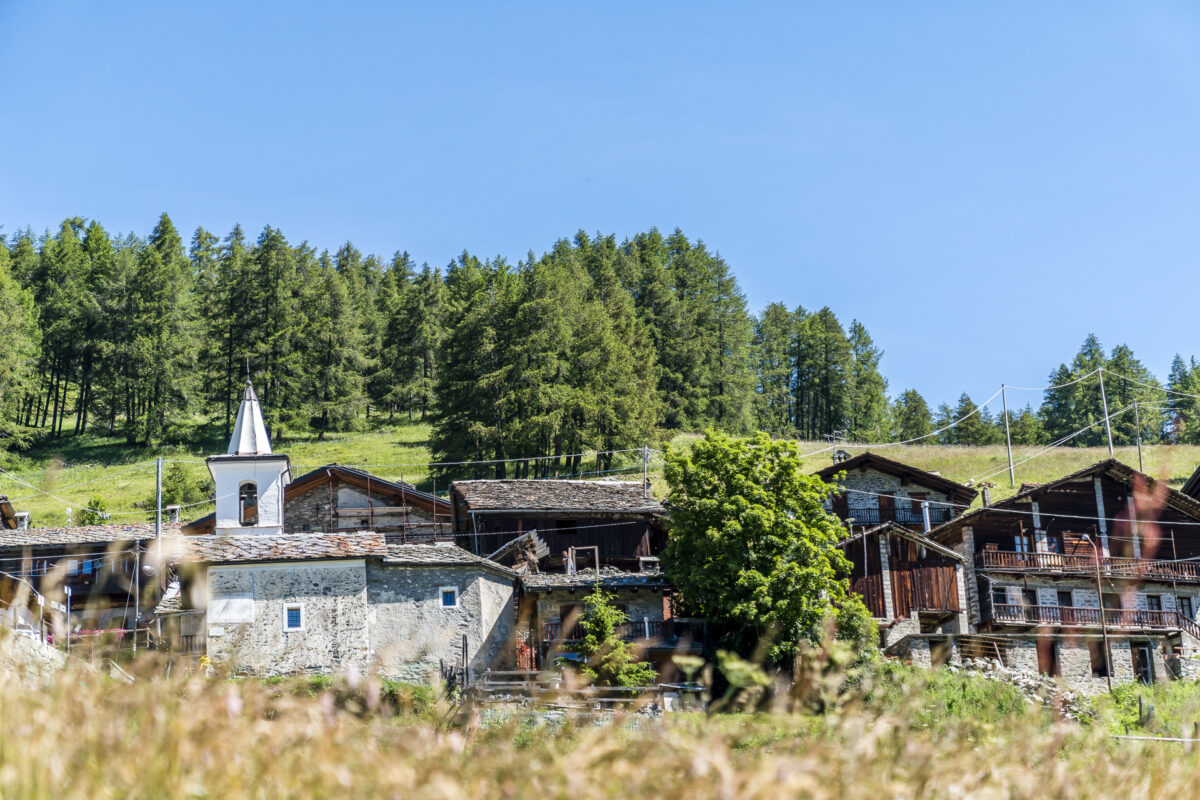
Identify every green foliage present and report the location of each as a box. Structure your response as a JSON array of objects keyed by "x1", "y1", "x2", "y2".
[
  {"x1": 77, "y1": 494, "x2": 108, "y2": 526},
  {"x1": 662, "y1": 431, "x2": 873, "y2": 664},
  {"x1": 892, "y1": 388, "x2": 932, "y2": 441},
  {"x1": 566, "y1": 585, "x2": 658, "y2": 687}
]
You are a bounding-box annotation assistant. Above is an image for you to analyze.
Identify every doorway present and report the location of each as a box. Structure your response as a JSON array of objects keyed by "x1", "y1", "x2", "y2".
[{"x1": 1131, "y1": 642, "x2": 1154, "y2": 684}]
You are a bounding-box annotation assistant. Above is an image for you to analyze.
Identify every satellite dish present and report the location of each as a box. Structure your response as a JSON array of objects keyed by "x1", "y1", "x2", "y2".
[{"x1": 141, "y1": 564, "x2": 158, "y2": 577}]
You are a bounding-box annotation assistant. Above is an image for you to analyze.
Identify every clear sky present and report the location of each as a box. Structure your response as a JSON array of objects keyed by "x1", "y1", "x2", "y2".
[{"x1": 2, "y1": 3, "x2": 1199, "y2": 410}]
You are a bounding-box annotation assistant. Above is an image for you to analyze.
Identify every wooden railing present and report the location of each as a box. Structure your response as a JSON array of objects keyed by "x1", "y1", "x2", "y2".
[
  {"x1": 843, "y1": 506, "x2": 953, "y2": 528},
  {"x1": 542, "y1": 619, "x2": 704, "y2": 643},
  {"x1": 976, "y1": 550, "x2": 1200, "y2": 582},
  {"x1": 990, "y1": 604, "x2": 1200, "y2": 640}
]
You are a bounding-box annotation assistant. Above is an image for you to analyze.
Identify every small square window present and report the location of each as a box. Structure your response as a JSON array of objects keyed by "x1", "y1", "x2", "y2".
[
  {"x1": 284, "y1": 604, "x2": 303, "y2": 630},
  {"x1": 440, "y1": 587, "x2": 458, "y2": 608}
]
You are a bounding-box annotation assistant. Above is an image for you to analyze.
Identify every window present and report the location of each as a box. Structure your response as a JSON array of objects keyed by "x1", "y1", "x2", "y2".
[
  {"x1": 240, "y1": 482, "x2": 258, "y2": 526},
  {"x1": 440, "y1": 587, "x2": 459, "y2": 608},
  {"x1": 1088, "y1": 640, "x2": 1110, "y2": 678},
  {"x1": 555, "y1": 519, "x2": 578, "y2": 533},
  {"x1": 992, "y1": 588, "x2": 1008, "y2": 608},
  {"x1": 1146, "y1": 594, "x2": 1162, "y2": 612},
  {"x1": 1181, "y1": 597, "x2": 1194, "y2": 620},
  {"x1": 1056, "y1": 590, "x2": 1073, "y2": 607},
  {"x1": 1046, "y1": 532, "x2": 1064, "y2": 554},
  {"x1": 1022, "y1": 589, "x2": 1038, "y2": 607},
  {"x1": 284, "y1": 604, "x2": 303, "y2": 631}
]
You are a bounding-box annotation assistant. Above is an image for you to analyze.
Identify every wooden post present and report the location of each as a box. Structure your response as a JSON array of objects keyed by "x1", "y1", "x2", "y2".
[
  {"x1": 1134, "y1": 400, "x2": 1143, "y2": 473},
  {"x1": 1099, "y1": 369, "x2": 1114, "y2": 456},
  {"x1": 1001, "y1": 384, "x2": 1015, "y2": 487}
]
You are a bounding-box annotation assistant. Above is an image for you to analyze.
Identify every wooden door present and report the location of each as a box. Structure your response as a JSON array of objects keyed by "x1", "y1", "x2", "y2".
[{"x1": 879, "y1": 493, "x2": 895, "y2": 523}]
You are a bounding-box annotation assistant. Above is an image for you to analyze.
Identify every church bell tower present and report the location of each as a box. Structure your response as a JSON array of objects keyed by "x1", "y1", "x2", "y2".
[{"x1": 206, "y1": 380, "x2": 291, "y2": 535}]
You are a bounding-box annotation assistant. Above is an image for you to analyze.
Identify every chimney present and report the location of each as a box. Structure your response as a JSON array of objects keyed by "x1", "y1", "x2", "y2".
[
  {"x1": 981, "y1": 487, "x2": 992, "y2": 507},
  {"x1": 166, "y1": 505, "x2": 181, "y2": 524},
  {"x1": 14, "y1": 511, "x2": 30, "y2": 530},
  {"x1": 921, "y1": 501, "x2": 932, "y2": 533}
]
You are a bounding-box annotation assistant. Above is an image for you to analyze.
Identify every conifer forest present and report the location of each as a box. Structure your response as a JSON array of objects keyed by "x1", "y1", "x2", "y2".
[{"x1": 3, "y1": 214, "x2": 1200, "y2": 472}]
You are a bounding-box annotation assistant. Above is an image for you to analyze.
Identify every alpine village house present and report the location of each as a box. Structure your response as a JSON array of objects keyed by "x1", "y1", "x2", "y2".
[{"x1": 7, "y1": 387, "x2": 1200, "y2": 693}]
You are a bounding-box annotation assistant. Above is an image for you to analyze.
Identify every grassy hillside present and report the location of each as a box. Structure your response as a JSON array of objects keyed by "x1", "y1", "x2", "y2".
[{"x1": 3, "y1": 425, "x2": 1199, "y2": 528}]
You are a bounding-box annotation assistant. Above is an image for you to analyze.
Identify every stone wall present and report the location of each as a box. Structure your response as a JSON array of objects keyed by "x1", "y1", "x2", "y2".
[
  {"x1": 365, "y1": 562, "x2": 514, "y2": 682},
  {"x1": 826, "y1": 468, "x2": 950, "y2": 514},
  {"x1": 206, "y1": 560, "x2": 370, "y2": 675},
  {"x1": 535, "y1": 587, "x2": 665, "y2": 627}
]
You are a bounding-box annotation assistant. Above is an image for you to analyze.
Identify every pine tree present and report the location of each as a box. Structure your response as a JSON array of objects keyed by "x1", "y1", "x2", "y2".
[
  {"x1": 0, "y1": 241, "x2": 40, "y2": 447},
  {"x1": 303, "y1": 267, "x2": 368, "y2": 438},
  {"x1": 892, "y1": 389, "x2": 932, "y2": 441},
  {"x1": 846, "y1": 320, "x2": 888, "y2": 441},
  {"x1": 1168, "y1": 355, "x2": 1200, "y2": 444},
  {"x1": 794, "y1": 307, "x2": 851, "y2": 440},
  {"x1": 752, "y1": 303, "x2": 797, "y2": 435}
]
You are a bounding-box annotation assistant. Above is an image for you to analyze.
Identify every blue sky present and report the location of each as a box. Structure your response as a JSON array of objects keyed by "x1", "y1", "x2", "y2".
[{"x1": 2, "y1": 2, "x2": 1199, "y2": 410}]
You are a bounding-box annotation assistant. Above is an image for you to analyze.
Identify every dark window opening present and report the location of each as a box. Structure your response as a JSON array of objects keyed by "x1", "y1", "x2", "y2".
[
  {"x1": 1132, "y1": 642, "x2": 1154, "y2": 684},
  {"x1": 992, "y1": 588, "x2": 1008, "y2": 608},
  {"x1": 1037, "y1": 639, "x2": 1061, "y2": 677},
  {"x1": 240, "y1": 482, "x2": 258, "y2": 526},
  {"x1": 1088, "y1": 641, "x2": 1109, "y2": 678},
  {"x1": 1181, "y1": 597, "x2": 1194, "y2": 620},
  {"x1": 1146, "y1": 594, "x2": 1162, "y2": 612},
  {"x1": 1046, "y1": 532, "x2": 1064, "y2": 554},
  {"x1": 556, "y1": 519, "x2": 578, "y2": 533},
  {"x1": 1022, "y1": 589, "x2": 1038, "y2": 607}
]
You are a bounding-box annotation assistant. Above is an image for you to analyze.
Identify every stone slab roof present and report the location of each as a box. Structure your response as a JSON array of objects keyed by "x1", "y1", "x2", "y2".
[
  {"x1": 452, "y1": 480, "x2": 663, "y2": 514},
  {"x1": 0, "y1": 523, "x2": 183, "y2": 549},
  {"x1": 180, "y1": 532, "x2": 387, "y2": 564},
  {"x1": 153, "y1": 581, "x2": 182, "y2": 615},
  {"x1": 521, "y1": 566, "x2": 668, "y2": 591},
  {"x1": 383, "y1": 543, "x2": 517, "y2": 576}
]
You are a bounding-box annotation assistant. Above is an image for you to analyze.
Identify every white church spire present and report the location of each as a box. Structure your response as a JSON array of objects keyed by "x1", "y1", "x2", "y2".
[{"x1": 228, "y1": 380, "x2": 272, "y2": 455}]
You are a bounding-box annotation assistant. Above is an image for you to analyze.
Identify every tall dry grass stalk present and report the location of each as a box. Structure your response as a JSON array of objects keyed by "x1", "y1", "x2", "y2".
[{"x1": 0, "y1": 653, "x2": 1197, "y2": 798}]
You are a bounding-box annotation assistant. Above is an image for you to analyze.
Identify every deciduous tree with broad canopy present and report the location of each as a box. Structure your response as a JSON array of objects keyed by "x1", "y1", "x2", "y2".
[{"x1": 662, "y1": 431, "x2": 874, "y2": 665}]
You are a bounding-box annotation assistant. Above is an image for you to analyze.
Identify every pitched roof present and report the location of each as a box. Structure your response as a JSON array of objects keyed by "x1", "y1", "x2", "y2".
[
  {"x1": 179, "y1": 532, "x2": 387, "y2": 564},
  {"x1": 181, "y1": 464, "x2": 450, "y2": 534},
  {"x1": 0, "y1": 522, "x2": 182, "y2": 549},
  {"x1": 927, "y1": 459, "x2": 1200, "y2": 544},
  {"x1": 451, "y1": 480, "x2": 663, "y2": 514},
  {"x1": 1182, "y1": 463, "x2": 1200, "y2": 501},
  {"x1": 383, "y1": 544, "x2": 516, "y2": 576},
  {"x1": 815, "y1": 451, "x2": 978, "y2": 506},
  {"x1": 227, "y1": 380, "x2": 272, "y2": 455},
  {"x1": 838, "y1": 521, "x2": 964, "y2": 562},
  {"x1": 521, "y1": 566, "x2": 669, "y2": 590}
]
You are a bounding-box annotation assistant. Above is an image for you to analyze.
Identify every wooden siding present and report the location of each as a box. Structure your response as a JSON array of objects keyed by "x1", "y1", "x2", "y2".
[
  {"x1": 845, "y1": 533, "x2": 885, "y2": 617},
  {"x1": 887, "y1": 535, "x2": 961, "y2": 616},
  {"x1": 460, "y1": 514, "x2": 665, "y2": 564}
]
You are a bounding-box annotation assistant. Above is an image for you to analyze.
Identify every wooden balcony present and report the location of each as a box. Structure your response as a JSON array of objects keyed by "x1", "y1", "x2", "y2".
[
  {"x1": 843, "y1": 506, "x2": 953, "y2": 529},
  {"x1": 990, "y1": 603, "x2": 1200, "y2": 640},
  {"x1": 976, "y1": 550, "x2": 1200, "y2": 582},
  {"x1": 542, "y1": 618, "x2": 704, "y2": 644}
]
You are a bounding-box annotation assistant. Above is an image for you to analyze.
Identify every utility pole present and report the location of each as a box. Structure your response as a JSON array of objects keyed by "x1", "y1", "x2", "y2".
[
  {"x1": 133, "y1": 545, "x2": 140, "y2": 656},
  {"x1": 642, "y1": 445, "x2": 651, "y2": 499},
  {"x1": 1098, "y1": 369, "x2": 1114, "y2": 456},
  {"x1": 1083, "y1": 533, "x2": 1112, "y2": 691},
  {"x1": 155, "y1": 456, "x2": 163, "y2": 564},
  {"x1": 1001, "y1": 384, "x2": 1015, "y2": 487},
  {"x1": 1134, "y1": 400, "x2": 1144, "y2": 473}
]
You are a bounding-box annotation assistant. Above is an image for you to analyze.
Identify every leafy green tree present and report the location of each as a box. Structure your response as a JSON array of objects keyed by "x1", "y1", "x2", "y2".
[
  {"x1": 568, "y1": 585, "x2": 657, "y2": 687},
  {"x1": 892, "y1": 389, "x2": 932, "y2": 441},
  {"x1": 1168, "y1": 355, "x2": 1200, "y2": 444},
  {"x1": 662, "y1": 431, "x2": 874, "y2": 665},
  {"x1": 303, "y1": 267, "x2": 368, "y2": 438},
  {"x1": 77, "y1": 495, "x2": 108, "y2": 526},
  {"x1": 1006, "y1": 404, "x2": 1045, "y2": 445}
]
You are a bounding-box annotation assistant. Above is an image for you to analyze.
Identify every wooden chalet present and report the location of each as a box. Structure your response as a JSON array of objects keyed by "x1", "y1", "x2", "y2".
[
  {"x1": 817, "y1": 451, "x2": 977, "y2": 532},
  {"x1": 928, "y1": 459, "x2": 1200, "y2": 684},
  {"x1": 183, "y1": 465, "x2": 452, "y2": 542},
  {"x1": 842, "y1": 521, "x2": 966, "y2": 632},
  {"x1": 449, "y1": 480, "x2": 667, "y2": 569}
]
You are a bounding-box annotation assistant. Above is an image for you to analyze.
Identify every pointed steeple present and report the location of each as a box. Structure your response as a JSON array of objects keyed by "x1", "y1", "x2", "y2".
[{"x1": 228, "y1": 380, "x2": 272, "y2": 455}]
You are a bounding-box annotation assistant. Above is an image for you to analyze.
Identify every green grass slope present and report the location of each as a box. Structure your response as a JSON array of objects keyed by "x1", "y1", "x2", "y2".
[{"x1": 3, "y1": 426, "x2": 1199, "y2": 528}]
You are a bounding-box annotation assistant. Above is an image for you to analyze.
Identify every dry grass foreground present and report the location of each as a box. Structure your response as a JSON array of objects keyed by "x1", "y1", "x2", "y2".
[{"x1": 0, "y1": 657, "x2": 1197, "y2": 799}]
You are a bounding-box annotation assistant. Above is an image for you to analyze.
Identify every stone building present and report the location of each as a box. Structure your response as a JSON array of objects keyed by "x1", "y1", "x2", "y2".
[
  {"x1": 925, "y1": 459, "x2": 1200, "y2": 691},
  {"x1": 449, "y1": 479, "x2": 667, "y2": 569},
  {"x1": 160, "y1": 381, "x2": 516, "y2": 682},
  {"x1": 817, "y1": 450, "x2": 978, "y2": 531}
]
